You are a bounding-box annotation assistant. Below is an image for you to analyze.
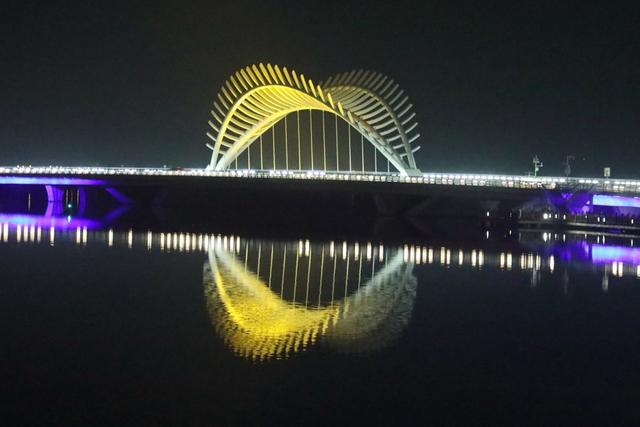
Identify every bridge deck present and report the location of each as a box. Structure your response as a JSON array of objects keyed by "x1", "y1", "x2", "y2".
[{"x1": 2, "y1": 166, "x2": 639, "y2": 195}]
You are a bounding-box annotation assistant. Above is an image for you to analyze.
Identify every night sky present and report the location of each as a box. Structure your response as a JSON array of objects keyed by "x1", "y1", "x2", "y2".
[{"x1": 2, "y1": 1, "x2": 638, "y2": 177}]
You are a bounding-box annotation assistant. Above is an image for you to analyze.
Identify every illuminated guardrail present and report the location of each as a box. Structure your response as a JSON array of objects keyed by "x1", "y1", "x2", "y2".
[{"x1": 2, "y1": 166, "x2": 640, "y2": 194}]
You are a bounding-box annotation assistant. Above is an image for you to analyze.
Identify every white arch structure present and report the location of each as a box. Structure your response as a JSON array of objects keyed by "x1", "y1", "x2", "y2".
[{"x1": 206, "y1": 63, "x2": 422, "y2": 176}]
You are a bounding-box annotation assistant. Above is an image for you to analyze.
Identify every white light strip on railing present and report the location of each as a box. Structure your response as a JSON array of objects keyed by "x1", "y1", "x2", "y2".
[{"x1": 2, "y1": 166, "x2": 640, "y2": 193}]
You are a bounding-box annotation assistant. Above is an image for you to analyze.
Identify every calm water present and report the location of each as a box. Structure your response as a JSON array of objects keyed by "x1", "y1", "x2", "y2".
[{"x1": 2, "y1": 216, "x2": 640, "y2": 425}]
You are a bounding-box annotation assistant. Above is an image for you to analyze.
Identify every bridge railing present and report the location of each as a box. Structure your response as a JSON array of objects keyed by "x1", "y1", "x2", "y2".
[{"x1": 2, "y1": 166, "x2": 640, "y2": 194}]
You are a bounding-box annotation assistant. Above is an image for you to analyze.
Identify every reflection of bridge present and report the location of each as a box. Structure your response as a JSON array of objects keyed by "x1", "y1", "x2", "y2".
[
  {"x1": 2, "y1": 219, "x2": 638, "y2": 337},
  {"x1": 204, "y1": 238, "x2": 417, "y2": 360}
]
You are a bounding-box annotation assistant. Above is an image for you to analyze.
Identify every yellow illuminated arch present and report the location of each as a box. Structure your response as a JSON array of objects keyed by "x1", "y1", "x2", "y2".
[{"x1": 205, "y1": 63, "x2": 421, "y2": 176}]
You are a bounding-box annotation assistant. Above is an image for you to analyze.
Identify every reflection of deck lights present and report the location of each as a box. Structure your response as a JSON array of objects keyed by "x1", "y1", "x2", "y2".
[
  {"x1": 592, "y1": 245, "x2": 640, "y2": 265},
  {"x1": 593, "y1": 194, "x2": 640, "y2": 209},
  {"x1": 618, "y1": 262, "x2": 624, "y2": 277}
]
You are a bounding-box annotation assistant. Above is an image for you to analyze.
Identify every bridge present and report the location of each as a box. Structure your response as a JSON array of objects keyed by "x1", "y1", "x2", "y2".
[{"x1": 2, "y1": 63, "x2": 640, "y2": 228}]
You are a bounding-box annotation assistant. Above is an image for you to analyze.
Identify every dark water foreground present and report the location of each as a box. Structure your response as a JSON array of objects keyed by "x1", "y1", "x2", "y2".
[{"x1": 2, "y1": 207, "x2": 640, "y2": 425}]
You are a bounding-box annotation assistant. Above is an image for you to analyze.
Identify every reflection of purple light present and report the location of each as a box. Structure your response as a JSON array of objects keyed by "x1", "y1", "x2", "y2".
[
  {"x1": 0, "y1": 176, "x2": 106, "y2": 186},
  {"x1": 0, "y1": 214, "x2": 103, "y2": 229},
  {"x1": 105, "y1": 187, "x2": 131, "y2": 204},
  {"x1": 591, "y1": 245, "x2": 640, "y2": 264},
  {"x1": 593, "y1": 194, "x2": 640, "y2": 209},
  {"x1": 44, "y1": 185, "x2": 65, "y2": 216},
  {"x1": 545, "y1": 240, "x2": 591, "y2": 262}
]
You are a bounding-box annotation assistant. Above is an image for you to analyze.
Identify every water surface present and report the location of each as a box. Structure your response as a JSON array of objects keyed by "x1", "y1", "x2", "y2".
[{"x1": 2, "y1": 220, "x2": 640, "y2": 425}]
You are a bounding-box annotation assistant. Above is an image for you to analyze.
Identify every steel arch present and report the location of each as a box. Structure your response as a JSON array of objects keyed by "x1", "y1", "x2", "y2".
[{"x1": 205, "y1": 63, "x2": 421, "y2": 176}]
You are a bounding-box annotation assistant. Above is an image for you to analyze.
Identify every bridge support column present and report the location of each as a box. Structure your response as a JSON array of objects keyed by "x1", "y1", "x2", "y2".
[{"x1": 44, "y1": 185, "x2": 64, "y2": 217}]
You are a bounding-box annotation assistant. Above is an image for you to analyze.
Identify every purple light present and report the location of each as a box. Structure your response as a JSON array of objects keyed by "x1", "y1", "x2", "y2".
[
  {"x1": 105, "y1": 187, "x2": 131, "y2": 204},
  {"x1": 593, "y1": 194, "x2": 640, "y2": 209},
  {"x1": 0, "y1": 176, "x2": 106, "y2": 186},
  {"x1": 0, "y1": 213, "x2": 103, "y2": 229},
  {"x1": 44, "y1": 185, "x2": 65, "y2": 217},
  {"x1": 591, "y1": 244, "x2": 640, "y2": 264}
]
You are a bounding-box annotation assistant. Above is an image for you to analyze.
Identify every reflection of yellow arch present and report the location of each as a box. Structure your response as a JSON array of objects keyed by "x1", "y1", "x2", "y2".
[
  {"x1": 206, "y1": 63, "x2": 421, "y2": 175},
  {"x1": 204, "y1": 246, "x2": 416, "y2": 361},
  {"x1": 205, "y1": 247, "x2": 339, "y2": 360}
]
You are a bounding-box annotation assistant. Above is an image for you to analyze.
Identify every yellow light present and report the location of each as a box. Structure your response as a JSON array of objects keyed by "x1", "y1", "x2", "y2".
[
  {"x1": 204, "y1": 245, "x2": 414, "y2": 361},
  {"x1": 207, "y1": 63, "x2": 420, "y2": 176}
]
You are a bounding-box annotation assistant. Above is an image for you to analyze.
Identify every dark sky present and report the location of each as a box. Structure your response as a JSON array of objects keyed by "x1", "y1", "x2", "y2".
[{"x1": 1, "y1": 1, "x2": 639, "y2": 176}]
